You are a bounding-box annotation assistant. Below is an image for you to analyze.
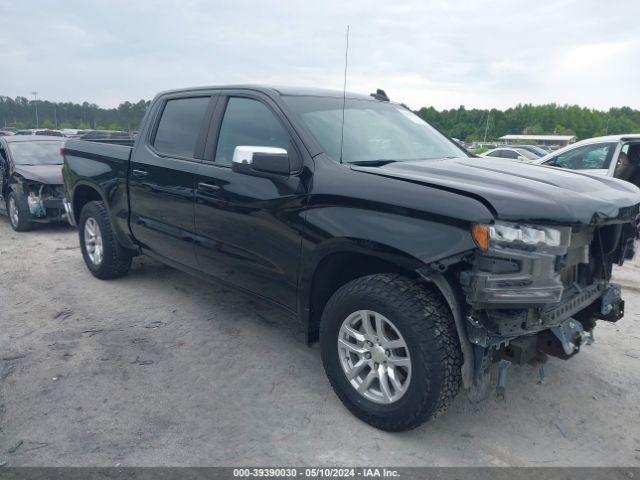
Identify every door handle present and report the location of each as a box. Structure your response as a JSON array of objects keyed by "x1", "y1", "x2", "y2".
[
  {"x1": 132, "y1": 169, "x2": 149, "y2": 178},
  {"x1": 197, "y1": 182, "x2": 221, "y2": 193}
]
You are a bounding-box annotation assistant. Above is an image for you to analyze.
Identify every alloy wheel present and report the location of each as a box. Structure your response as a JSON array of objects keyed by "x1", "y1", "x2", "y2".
[
  {"x1": 84, "y1": 217, "x2": 104, "y2": 265},
  {"x1": 8, "y1": 197, "x2": 19, "y2": 227},
  {"x1": 337, "y1": 310, "x2": 412, "y2": 404}
]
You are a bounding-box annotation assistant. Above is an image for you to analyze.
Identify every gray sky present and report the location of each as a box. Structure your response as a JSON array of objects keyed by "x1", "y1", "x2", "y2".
[{"x1": 1, "y1": 0, "x2": 638, "y2": 110}]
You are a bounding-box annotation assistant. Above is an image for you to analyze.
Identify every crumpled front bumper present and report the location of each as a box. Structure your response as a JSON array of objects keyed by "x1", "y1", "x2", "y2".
[
  {"x1": 459, "y1": 223, "x2": 633, "y2": 346},
  {"x1": 26, "y1": 193, "x2": 67, "y2": 223}
]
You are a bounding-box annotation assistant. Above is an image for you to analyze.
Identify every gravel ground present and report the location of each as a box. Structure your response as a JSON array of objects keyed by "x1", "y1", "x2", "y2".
[{"x1": 1, "y1": 218, "x2": 639, "y2": 467}]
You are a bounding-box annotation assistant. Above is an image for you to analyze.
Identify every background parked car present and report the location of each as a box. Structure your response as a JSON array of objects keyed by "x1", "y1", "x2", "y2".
[
  {"x1": 0, "y1": 130, "x2": 15, "y2": 136},
  {"x1": 0, "y1": 135, "x2": 67, "y2": 231},
  {"x1": 15, "y1": 129, "x2": 65, "y2": 137},
  {"x1": 60, "y1": 129, "x2": 89, "y2": 138},
  {"x1": 534, "y1": 134, "x2": 640, "y2": 187},
  {"x1": 514, "y1": 144, "x2": 549, "y2": 158},
  {"x1": 479, "y1": 147, "x2": 539, "y2": 161},
  {"x1": 79, "y1": 130, "x2": 133, "y2": 141}
]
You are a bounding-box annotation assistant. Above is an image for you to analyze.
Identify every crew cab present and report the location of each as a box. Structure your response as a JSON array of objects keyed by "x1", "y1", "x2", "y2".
[{"x1": 62, "y1": 86, "x2": 640, "y2": 431}]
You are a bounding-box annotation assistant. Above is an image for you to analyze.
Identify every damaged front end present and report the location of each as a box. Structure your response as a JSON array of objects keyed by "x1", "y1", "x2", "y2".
[
  {"x1": 14, "y1": 179, "x2": 68, "y2": 223},
  {"x1": 429, "y1": 206, "x2": 639, "y2": 396}
]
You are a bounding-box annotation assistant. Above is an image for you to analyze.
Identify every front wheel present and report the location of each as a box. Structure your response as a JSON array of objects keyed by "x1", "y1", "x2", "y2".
[
  {"x1": 6, "y1": 191, "x2": 33, "y2": 232},
  {"x1": 79, "y1": 201, "x2": 132, "y2": 279},
  {"x1": 320, "y1": 274, "x2": 462, "y2": 431}
]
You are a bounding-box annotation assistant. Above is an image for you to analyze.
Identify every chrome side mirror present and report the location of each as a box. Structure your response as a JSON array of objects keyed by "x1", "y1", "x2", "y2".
[{"x1": 231, "y1": 146, "x2": 290, "y2": 176}]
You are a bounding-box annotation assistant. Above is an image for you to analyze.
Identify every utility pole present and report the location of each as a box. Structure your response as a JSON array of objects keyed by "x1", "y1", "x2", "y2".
[
  {"x1": 31, "y1": 91, "x2": 39, "y2": 128},
  {"x1": 53, "y1": 104, "x2": 58, "y2": 129},
  {"x1": 483, "y1": 111, "x2": 490, "y2": 143}
]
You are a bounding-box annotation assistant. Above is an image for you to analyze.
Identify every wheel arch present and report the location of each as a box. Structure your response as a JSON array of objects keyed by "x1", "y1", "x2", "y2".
[
  {"x1": 72, "y1": 182, "x2": 103, "y2": 225},
  {"x1": 301, "y1": 243, "x2": 419, "y2": 343},
  {"x1": 301, "y1": 241, "x2": 474, "y2": 388},
  {"x1": 71, "y1": 181, "x2": 137, "y2": 251}
]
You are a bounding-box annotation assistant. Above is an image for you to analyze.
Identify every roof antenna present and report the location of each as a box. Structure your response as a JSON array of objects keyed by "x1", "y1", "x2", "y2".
[{"x1": 339, "y1": 25, "x2": 350, "y2": 164}]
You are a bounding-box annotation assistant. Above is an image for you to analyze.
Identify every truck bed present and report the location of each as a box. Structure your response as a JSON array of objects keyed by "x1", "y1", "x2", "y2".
[{"x1": 64, "y1": 139, "x2": 133, "y2": 162}]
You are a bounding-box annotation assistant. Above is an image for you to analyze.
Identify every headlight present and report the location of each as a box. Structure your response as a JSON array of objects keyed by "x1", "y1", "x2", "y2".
[{"x1": 471, "y1": 222, "x2": 566, "y2": 250}]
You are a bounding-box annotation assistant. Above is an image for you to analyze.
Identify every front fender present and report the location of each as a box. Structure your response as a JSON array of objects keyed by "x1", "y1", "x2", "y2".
[
  {"x1": 302, "y1": 206, "x2": 477, "y2": 268},
  {"x1": 297, "y1": 205, "x2": 479, "y2": 338}
]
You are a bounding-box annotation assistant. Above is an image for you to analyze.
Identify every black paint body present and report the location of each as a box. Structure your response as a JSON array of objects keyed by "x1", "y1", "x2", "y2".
[{"x1": 61, "y1": 86, "x2": 640, "y2": 340}]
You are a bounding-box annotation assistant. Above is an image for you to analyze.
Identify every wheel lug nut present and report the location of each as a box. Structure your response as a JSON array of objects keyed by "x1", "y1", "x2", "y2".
[
  {"x1": 364, "y1": 352, "x2": 371, "y2": 359},
  {"x1": 366, "y1": 341, "x2": 373, "y2": 347},
  {"x1": 374, "y1": 363, "x2": 379, "y2": 368},
  {"x1": 385, "y1": 349, "x2": 390, "y2": 356}
]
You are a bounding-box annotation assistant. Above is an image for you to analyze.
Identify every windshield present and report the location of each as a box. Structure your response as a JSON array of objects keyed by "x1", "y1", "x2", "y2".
[
  {"x1": 283, "y1": 96, "x2": 466, "y2": 163},
  {"x1": 8, "y1": 140, "x2": 64, "y2": 165},
  {"x1": 515, "y1": 149, "x2": 540, "y2": 160},
  {"x1": 529, "y1": 146, "x2": 548, "y2": 156}
]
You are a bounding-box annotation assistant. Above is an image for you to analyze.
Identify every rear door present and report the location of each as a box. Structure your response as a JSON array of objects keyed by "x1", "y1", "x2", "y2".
[
  {"x1": 129, "y1": 93, "x2": 216, "y2": 268},
  {"x1": 193, "y1": 92, "x2": 308, "y2": 310}
]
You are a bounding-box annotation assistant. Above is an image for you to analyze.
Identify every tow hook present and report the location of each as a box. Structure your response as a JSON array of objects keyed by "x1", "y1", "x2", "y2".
[
  {"x1": 496, "y1": 359, "x2": 510, "y2": 401},
  {"x1": 551, "y1": 318, "x2": 593, "y2": 356}
]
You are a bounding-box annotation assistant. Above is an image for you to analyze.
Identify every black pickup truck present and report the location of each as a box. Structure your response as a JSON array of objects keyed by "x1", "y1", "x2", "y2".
[{"x1": 62, "y1": 86, "x2": 640, "y2": 431}]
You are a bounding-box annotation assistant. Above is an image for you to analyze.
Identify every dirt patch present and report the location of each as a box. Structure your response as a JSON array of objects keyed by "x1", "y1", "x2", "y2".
[{"x1": 1, "y1": 219, "x2": 639, "y2": 466}]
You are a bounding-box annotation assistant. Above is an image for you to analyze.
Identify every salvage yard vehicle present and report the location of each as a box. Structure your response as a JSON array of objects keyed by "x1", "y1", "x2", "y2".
[
  {"x1": 480, "y1": 146, "x2": 539, "y2": 162},
  {"x1": 0, "y1": 135, "x2": 67, "y2": 231},
  {"x1": 535, "y1": 135, "x2": 640, "y2": 187},
  {"x1": 62, "y1": 86, "x2": 640, "y2": 431},
  {"x1": 514, "y1": 144, "x2": 549, "y2": 158},
  {"x1": 15, "y1": 129, "x2": 65, "y2": 137}
]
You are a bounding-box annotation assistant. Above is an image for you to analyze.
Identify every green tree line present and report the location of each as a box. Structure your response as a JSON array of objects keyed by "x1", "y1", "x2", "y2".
[
  {"x1": 0, "y1": 96, "x2": 150, "y2": 132},
  {"x1": 2, "y1": 95, "x2": 640, "y2": 141},
  {"x1": 416, "y1": 104, "x2": 640, "y2": 142}
]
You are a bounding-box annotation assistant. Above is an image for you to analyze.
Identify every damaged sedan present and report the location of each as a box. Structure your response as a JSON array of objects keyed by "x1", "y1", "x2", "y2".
[{"x1": 0, "y1": 135, "x2": 68, "y2": 231}]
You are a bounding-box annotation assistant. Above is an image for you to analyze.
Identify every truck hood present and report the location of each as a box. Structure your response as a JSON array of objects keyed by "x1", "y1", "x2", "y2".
[
  {"x1": 13, "y1": 165, "x2": 63, "y2": 185},
  {"x1": 352, "y1": 157, "x2": 640, "y2": 224}
]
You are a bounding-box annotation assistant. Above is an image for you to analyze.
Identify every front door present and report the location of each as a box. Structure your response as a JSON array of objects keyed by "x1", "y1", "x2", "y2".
[
  {"x1": 129, "y1": 94, "x2": 215, "y2": 268},
  {"x1": 545, "y1": 142, "x2": 617, "y2": 176},
  {"x1": 194, "y1": 94, "x2": 307, "y2": 310}
]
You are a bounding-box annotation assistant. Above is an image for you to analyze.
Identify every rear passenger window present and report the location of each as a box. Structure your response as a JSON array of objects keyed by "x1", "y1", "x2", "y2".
[{"x1": 153, "y1": 97, "x2": 210, "y2": 158}]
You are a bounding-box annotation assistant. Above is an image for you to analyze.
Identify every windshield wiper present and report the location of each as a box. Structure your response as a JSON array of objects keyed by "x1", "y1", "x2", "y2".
[{"x1": 348, "y1": 159, "x2": 399, "y2": 166}]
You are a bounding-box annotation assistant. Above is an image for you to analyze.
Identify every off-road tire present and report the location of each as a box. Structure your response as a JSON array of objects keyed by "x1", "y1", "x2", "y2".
[
  {"x1": 6, "y1": 191, "x2": 33, "y2": 232},
  {"x1": 79, "y1": 201, "x2": 132, "y2": 279},
  {"x1": 320, "y1": 273, "x2": 462, "y2": 431}
]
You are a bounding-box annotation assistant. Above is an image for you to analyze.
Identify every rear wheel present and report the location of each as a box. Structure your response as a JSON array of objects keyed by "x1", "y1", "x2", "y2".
[
  {"x1": 320, "y1": 274, "x2": 462, "y2": 431},
  {"x1": 79, "y1": 201, "x2": 132, "y2": 279},
  {"x1": 6, "y1": 191, "x2": 33, "y2": 232}
]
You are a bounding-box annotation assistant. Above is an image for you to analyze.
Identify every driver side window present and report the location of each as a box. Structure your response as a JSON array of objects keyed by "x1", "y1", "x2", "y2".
[
  {"x1": 214, "y1": 97, "x2": 291, "y2": 166},
  {"x1": 551, "y1": 143, "x2": 616, "y2": 170}
]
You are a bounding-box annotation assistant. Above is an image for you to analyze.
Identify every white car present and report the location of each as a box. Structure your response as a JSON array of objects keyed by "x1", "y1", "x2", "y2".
[
  {"x1": 480, "y1": 147, "x2": 540, "y2": 162},
  {"x1": 533, "y1": 135, "x2": 640, "y2": 184}
]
